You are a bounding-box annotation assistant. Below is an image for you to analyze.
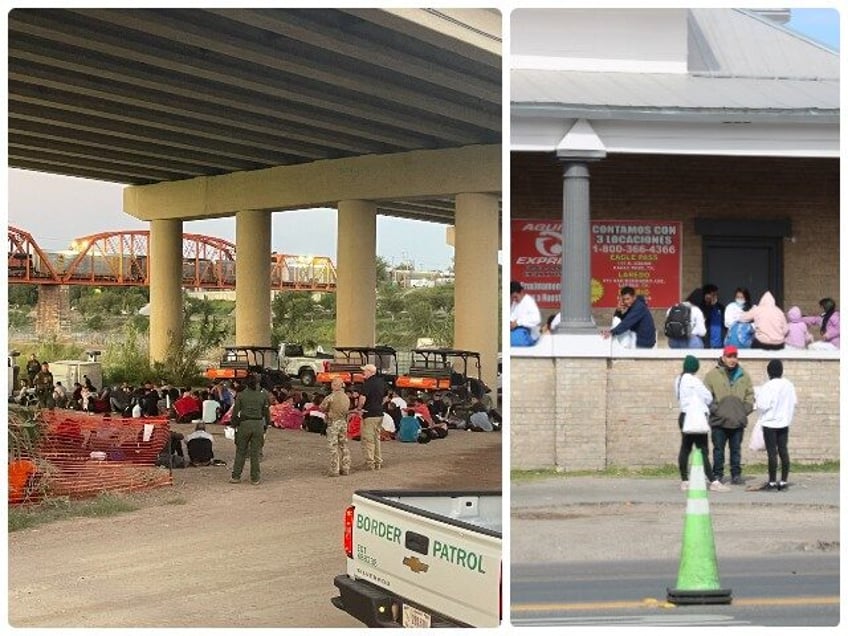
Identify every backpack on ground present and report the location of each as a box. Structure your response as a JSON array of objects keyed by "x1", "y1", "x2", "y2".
[{"x1": 664, "y1": 303, "x2": 692, "y2": 339}]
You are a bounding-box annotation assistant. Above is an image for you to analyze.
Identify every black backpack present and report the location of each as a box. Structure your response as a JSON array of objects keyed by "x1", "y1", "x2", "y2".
[{"x1": 664, "y1": 303, "x2": 692, "y2": 339}]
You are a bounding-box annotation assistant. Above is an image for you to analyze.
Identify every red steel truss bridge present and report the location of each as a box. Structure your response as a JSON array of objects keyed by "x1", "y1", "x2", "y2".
[{"x1": 7, "y1": 226, "x2": 337, "y2": 291}]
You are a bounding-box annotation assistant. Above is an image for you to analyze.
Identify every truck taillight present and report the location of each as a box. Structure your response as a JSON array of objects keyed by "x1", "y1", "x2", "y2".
[
  {"x1": 323, "y1": 360, "x2": 331, "y2": 372},
  {"x1": 344, "y1": 505, "x2": 355, "y2": 558}
]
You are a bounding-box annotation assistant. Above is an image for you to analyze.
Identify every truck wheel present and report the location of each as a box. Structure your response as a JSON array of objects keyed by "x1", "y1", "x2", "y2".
[{"x1": 299, "y1": 369, "x2": 316, "y2": 387}]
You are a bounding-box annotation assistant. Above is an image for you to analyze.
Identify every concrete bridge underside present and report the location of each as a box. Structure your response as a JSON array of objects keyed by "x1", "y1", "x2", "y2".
[{"x1": 9, "y1": 8, "x2": 503, "y2": 388}]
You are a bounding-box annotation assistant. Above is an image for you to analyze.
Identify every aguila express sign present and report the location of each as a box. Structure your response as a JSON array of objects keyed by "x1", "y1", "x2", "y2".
[{"x1": 511, "y1": 219, "x2": 682, "y2": 309}]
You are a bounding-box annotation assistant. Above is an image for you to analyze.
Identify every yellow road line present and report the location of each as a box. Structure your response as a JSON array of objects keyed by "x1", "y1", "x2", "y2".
[{"x1": 512, "y1": 596, "x2": 840, "y2": 613}]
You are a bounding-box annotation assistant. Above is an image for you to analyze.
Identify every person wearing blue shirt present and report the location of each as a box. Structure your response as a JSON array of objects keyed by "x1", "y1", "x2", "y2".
[{"x1": 397, "y1": 409, "x2": 422, "y2": 443}]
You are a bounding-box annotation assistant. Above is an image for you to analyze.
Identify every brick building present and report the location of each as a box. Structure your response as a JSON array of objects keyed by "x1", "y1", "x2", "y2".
[{"x1": 509, "y1": 9, "x2": 839, "y2": 470}]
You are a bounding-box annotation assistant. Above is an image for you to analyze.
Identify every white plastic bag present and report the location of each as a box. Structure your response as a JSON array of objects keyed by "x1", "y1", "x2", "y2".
[
  {"x1": 749, "y1": 421, "x2": 765, "y2": 452},
  {"x1": 224, "y1": 426, "x2": 236, "y2": 441}
]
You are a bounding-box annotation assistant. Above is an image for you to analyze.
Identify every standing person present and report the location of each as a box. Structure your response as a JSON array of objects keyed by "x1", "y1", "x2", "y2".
[
  {"x1": 803, "y1": 297, "x2": 840, "y2": 350},
  {"x1": 601, "y1": 286, "x2": 657, "y2": 348},
  {"x1": 25, "y1": 353, "x2": 41, "y2": 385},
  {"x1": 33, "y1": 362, "x2": 55, "y2": 409},
  {"x1": 700, "y1": 284, "x2": 726, "y2": 348},
  {"x1": 321, "y1": 378, "x2": 353, "y2": 477},
  {"x1": 756, "y1": 360, "x2": 797, "y2": 491},
  {"x1": 229, "y1": 374, "x2": 270, "y2": 485},
  {"x1": 737, "y1": 291, "x2": 787, "y2": 350},
  {"x1": 675, "y1": 356, "x2": 728, "y2": 492},
  {"x1": 704, "y1": 345, "x2": 755, "y2": 485},
  {"x1": 359, "y1": 364, "x2": 388, "y2": 470},
  {"x1": 510, "y1": 281, "x2": 542, "y2": 346}
]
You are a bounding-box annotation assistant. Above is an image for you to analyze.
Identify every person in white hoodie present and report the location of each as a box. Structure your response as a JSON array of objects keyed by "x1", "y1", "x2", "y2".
[
  {"x1": 756, "y1": 360, "x2": 797, "y2": 492},
  {"x1": 674, "y1": 355, "x2": 729, "y2": 492}
]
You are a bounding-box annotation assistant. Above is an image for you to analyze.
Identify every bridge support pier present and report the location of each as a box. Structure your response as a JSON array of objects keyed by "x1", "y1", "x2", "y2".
[
  {"x1": 36, "y1": 284, "x2": 71, "y2": 338},
  {"x1": 335, "y1": 200, "x2": 377, "y2": 347},
  {"x1": 453, "y1": 193, "x2": 500, "y2": 393},
  {"x1": 235, "y1": 210, "x2": 272, "y2": 346},
  {"x1": 149, "y1": 219, "x2": 184, "y2": 365}
]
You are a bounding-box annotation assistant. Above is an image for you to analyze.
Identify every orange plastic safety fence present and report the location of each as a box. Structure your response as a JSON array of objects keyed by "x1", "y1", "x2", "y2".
[{"x1": 9, "y1": 411, "x2": 174, "y2": 505}]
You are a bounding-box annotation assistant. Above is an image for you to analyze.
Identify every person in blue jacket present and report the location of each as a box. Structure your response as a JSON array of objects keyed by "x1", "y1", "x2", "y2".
[{"x1": 602, "y1": 286, "x2": 657, "y2": 348}]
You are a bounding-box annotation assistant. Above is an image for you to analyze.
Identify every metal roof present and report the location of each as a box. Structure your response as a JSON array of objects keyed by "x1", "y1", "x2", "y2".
[
  {"x1": 8, "y1": 8, "x2": 502, "y2": 224},
  {"x1": 512, "y1": 8, "x2": 838, "y2": 120}
]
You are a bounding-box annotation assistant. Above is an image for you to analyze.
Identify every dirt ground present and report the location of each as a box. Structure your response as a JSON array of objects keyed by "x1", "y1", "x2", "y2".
[{"x1": 7, "y1": 423, "x2": 502, "y2": 628}]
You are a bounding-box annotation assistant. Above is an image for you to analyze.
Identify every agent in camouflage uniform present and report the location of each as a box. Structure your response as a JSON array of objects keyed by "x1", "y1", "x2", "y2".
[
  {"x1": 321, "y1": 378, "x2": 352, "y2": 476},
  {"x1": 33, "y1": 362, "x2": 55, "y2": 409},
  {"x1": 229, "y1": 374, "x2": 270, "y2": 485}
]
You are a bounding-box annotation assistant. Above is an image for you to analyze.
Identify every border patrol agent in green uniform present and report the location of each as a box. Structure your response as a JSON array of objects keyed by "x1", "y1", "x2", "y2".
[
  {"x1": 34, "y1": 362, "x2": 55, "y2": 409},
  {"x1": 229, "y1": 374, "x2": 270, "y2": 485}
]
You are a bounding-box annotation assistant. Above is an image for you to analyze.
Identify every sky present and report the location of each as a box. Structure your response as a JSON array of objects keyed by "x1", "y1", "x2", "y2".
[{"x1": 4, "y1": 6, "x2": 839, "y2": 270}]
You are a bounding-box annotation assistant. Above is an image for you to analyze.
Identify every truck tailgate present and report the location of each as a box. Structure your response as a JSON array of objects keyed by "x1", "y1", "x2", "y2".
[{"x1": 346, "y1": 490, "x2": 501, "y2": 627}]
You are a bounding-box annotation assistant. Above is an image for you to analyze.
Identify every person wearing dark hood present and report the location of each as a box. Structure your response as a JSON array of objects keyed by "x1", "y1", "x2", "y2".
[
  {"x1": 699, "y1": 284, "x2": 726, "y2": 348},
  {"x1": 704, "y1": 345, "x2": 755, "y2": 485},
  {"x1": 602, "y1": 286, "x2": 656, "y2": 348},
  {"x1": 755, "y1": 360, "x2": 797, "y2": 492}
]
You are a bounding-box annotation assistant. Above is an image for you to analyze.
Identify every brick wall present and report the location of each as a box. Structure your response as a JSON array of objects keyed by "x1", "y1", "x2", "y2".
[
  {"x1": 511, "y1": 355, "x2": 840, "y2": 471},
  {"x1": 512, "y1": 153, "x2": 840, "y2": 327}
]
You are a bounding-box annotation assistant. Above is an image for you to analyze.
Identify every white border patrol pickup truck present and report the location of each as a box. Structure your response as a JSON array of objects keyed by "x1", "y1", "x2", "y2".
[{"x1": 332, "y1": 490, "x2": 502, "y2": 627}]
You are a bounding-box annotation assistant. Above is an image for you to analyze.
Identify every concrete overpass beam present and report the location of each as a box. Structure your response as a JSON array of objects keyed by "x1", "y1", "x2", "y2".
[
  {"x1": 149, "y1": 219, "x2": 183, "y2": 365},
  {"x1": 336, "y1": 200, "x2": 377, "y2": 347},
  {"x1": 235, "y1": 210, "x2": 272, "y2": 346},
  {"x1": 453, "y1": 192, "x2": 500, "y2": 392}
]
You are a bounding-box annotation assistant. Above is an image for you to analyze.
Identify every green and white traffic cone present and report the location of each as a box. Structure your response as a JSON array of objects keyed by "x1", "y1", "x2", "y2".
[{"x1": 667, "y1": 448, "x2": 732, "y2": 605}]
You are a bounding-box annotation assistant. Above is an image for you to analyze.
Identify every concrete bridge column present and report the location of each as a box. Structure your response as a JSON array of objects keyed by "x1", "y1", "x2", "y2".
[
  {"x1": 35, "y1": 285, "x2": 71, "y2": 338},
  {"x1": 336, "y1": 200, "x2": 377, "y2": 346},
  {"x1": 149, "y1": 219, "x2": 183, "y2": 364},
  {"x1": 453, "y1": 192, "x2": 500, "y2": 392},
  {"x1": 235, "y1": 210, "x2": 272, "y2": 346}
]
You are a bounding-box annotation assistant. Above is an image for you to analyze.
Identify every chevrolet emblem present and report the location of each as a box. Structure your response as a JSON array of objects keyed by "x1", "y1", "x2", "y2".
[{"x1": 402, "y1": 556, "x2": 429, "y2": 573}]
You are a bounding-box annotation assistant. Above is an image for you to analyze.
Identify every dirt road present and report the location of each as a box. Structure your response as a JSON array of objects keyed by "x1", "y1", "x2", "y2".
[{"x1": 8, "y1": 424, "x2": 502, "y2": 627}]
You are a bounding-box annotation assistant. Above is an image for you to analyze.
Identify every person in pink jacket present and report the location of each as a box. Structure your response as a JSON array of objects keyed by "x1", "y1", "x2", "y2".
[
  {"x1": 784, "y1": 306, "x2": 813, "y2": 349},
  {"x1": 802, "y1": 297, "x2": 840, "y2": 350},
  {"x1": 737, "y1": 291, "x2": 787, "y2": 350}
]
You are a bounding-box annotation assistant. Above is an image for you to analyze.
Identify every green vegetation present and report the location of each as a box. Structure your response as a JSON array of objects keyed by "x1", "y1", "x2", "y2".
[
  {"x1": 8, "y1": 271, "x2": 473, "y2": 385},
  {"x1": 8, "y1": 493, "x2": 140, "y2": 532},
  {"x1": 511, "y1": 460, "x2": 840, "y2": 482}
]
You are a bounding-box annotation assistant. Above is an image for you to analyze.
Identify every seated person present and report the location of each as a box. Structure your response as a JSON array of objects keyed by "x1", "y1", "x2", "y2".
[
  {"x1": 173, "y1": 389, "x2": 202, "y2": 423},
  {"x1": 411, "y1": 397, "x2": 434, "y2": 427},
  {"x1": 201, "y1": 390, "x2": 221, "y2": 424},
  {"x1": 52, "y1": 381, "x2": 69, "y2": 409},
  {"x1": 185, "y1": 423, "x2": 215, "y2": 466},
  {"x1": 468, "y1": 402, "x2": 494, "y2": 432},
  {"x1": 397, "y1": 408, "x2": 422, "y2": 443},
  {"x1": 380, "y1": 411, "x2": 396, "y2": 441}
]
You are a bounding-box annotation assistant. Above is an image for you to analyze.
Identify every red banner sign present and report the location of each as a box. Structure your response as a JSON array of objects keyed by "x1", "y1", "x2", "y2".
[{"x1": 511, "y1": 219, "x2": 682, "y2": 309}]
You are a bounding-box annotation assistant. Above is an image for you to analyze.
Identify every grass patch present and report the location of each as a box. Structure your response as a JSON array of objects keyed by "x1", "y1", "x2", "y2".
[
  {"x1": 8, "y1": 493, "x2": 140, "y2": 532},
  {"x1": 511, "y1": 460, "x2": 839, "y2": 482},
  {"x1": 163, "y1": 496, "x2": 187, "y2": 506}
]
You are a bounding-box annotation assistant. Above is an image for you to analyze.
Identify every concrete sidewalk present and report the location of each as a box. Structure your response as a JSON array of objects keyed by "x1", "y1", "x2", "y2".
[{"x1": 511, "y1": 472, "x2": 840, "y2": 563}]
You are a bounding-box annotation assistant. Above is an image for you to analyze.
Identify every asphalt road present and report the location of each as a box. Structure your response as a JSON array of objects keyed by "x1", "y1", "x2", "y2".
[
  {"x1": 511, "y1": 554, "x2": 839, "y2": 626},
  {"x1": 511, "y1": 472, "x2": 840, "y2": 627}
]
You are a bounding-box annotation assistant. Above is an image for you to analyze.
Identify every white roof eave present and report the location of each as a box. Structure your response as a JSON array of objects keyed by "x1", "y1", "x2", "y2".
[{"x1": 511, "y1": 104, "x2": 840, "y2": 125}]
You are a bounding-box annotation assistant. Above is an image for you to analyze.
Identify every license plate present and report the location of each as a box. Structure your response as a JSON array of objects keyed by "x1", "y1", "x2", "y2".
[{"x1": 402, "y1": 604, "x2": 431, "y2": 628}]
